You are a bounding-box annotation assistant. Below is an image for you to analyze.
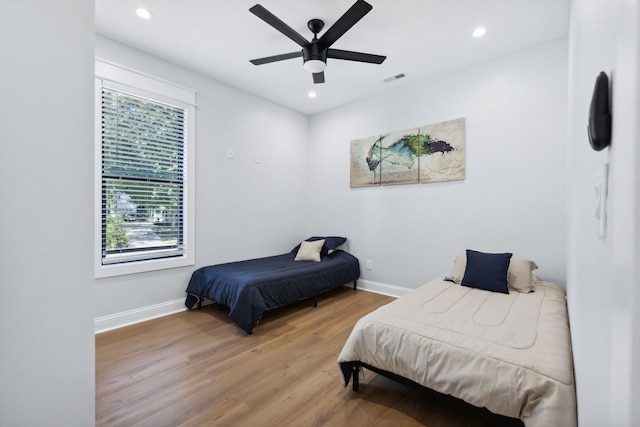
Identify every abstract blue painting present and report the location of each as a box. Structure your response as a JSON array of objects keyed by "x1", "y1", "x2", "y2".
[{"x1": 350, "y1": 118, "x2": 465, "y2": 187}]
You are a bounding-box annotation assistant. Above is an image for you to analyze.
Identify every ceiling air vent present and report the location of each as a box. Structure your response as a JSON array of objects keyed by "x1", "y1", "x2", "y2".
[{"x1": 383, "y1": 73, "x2": 406, "y2": 83}]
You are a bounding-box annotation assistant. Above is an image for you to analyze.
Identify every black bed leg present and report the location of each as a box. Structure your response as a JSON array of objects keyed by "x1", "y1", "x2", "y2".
[
  {"x1": 352, "y1": 365, "x2": 360, "y2": 392},
  {"x1": 353, "y1": 280, "x2": 357, "y2": 291},
  {"x1": 313, "y1": 295, "x2": 318, "y2": 307}
]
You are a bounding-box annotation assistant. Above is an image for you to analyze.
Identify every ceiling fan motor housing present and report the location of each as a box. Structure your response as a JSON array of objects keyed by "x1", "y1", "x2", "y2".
[{"x1": 303, "y1": 43, "x2": 328, "y2": 63}]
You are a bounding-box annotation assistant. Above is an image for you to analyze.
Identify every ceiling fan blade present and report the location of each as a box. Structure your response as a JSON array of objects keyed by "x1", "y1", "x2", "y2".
[
  {"x1": 328, "y1": 48, "x2": 386, "y2": 64},
  {"x1": 250, "y1": 51, "x2": 302, "y2": 65},
  {"x1": 317, "y1": 0, "x2": 372, "y2": 48},
  {"x1": 313, "y1": 72, "x2": 325, "y2": 84},
  {"x1": 250, "y1": 4, "x2": 309, "y2": 47}
]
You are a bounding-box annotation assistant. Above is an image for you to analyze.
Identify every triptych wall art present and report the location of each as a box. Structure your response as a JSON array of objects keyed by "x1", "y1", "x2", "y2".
[{"x1": 350, "y1": 117, "x2": 466, "y2": 187}]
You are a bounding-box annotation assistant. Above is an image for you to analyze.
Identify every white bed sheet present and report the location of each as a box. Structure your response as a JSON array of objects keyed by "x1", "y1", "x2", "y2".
[{"x1": 337, "y1": 278, "x2": 576, "y2": 427}]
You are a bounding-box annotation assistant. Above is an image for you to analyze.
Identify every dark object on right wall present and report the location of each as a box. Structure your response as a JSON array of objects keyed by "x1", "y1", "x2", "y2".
[{"x1": 587, "y1": 71, "x2": 612, "y2": 151}]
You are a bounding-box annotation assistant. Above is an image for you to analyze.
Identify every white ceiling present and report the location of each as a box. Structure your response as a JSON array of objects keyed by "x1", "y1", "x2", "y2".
[{"x1": 95, "y1": 0, "x2": 570, "y2": 115}]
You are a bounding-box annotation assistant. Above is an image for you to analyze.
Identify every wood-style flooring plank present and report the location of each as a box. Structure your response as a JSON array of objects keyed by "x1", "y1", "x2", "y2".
[{"x1": 96, "y1": 287, "x2": 513, "y2": 427}]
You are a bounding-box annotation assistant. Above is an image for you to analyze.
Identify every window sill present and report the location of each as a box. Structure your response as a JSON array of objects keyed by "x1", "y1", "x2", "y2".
[{"x1": 95, "y1": 253, "x2": 193, "y2": 278}]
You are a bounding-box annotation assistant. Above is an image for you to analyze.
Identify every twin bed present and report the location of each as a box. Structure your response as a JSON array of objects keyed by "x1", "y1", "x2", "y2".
[
  {"x1": 186, "y1": 244, "x2": 575, "y2": 426},
  {"x1": 338, "y1": 250, "x2": 576, "y2": 427},
  {"x1": 185, "y1": 236, "x2": 359, "y2": 334}
]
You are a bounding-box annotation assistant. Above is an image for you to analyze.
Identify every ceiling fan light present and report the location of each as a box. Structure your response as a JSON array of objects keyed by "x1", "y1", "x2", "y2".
[{"x1": 303, "y1": 59, "x2": 327, "y2": 73}]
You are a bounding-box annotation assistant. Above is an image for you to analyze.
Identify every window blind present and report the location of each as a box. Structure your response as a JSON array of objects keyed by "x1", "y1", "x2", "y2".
[{"x1": 100, "y1": 88, "x2": 186, "y2": 265}]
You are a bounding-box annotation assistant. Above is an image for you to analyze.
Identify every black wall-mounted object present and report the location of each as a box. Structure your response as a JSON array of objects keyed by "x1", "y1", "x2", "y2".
[{"x1": 588, "y1": 71, "x2": 612, "y2": 151}]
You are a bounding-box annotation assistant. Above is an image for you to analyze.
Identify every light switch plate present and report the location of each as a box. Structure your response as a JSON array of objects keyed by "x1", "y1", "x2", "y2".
[{"x1": 594, "y1": 163, "x2": 608, "y2": 238}]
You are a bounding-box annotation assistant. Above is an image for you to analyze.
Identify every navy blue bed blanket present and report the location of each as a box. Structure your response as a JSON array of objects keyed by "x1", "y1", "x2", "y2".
[{"x1": 185, "y1": 250, "x2": 360, "y2": 334}]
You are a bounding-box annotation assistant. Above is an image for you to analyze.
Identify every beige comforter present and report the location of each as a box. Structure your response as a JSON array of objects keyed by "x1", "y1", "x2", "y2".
[{"x1": 337, "y1": 278, "x2": 576, "y2": 427}]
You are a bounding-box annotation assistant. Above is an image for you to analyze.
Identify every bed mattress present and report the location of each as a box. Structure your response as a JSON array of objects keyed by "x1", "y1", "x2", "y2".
[{"x1": 338, "y1": 277, "x2": 576, "y2": 427}]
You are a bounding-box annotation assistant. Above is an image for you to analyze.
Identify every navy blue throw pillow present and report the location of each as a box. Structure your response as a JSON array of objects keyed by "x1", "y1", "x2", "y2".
[
  {"x1": 323, "y1": 236, "x2": 347, "y2": 254},
  {"x1": 461, "y1": 249, "x2": 513, "y2": 294},
  {"x1": 291, "y1": 236, "x2": 347, "y2": 256}
]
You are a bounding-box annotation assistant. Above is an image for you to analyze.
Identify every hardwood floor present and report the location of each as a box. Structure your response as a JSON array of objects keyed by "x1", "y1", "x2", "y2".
[{"x1": 96, "y1": 287, "x2": 518, "y2": 427}]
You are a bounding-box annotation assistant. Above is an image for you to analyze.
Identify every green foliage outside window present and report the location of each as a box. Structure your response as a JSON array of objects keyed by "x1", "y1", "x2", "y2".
[{"x1": 106, "y1": 213, "x2": 130, "y2": 249}]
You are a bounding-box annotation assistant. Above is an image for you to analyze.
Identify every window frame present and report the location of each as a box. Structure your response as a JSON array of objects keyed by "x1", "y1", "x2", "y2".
[{"x1": 94, "y1": 59, "x2": 196, "y2": 278}]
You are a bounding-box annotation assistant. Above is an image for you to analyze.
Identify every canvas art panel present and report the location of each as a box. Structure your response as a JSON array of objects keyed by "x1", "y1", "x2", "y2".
[
  {"x1": 350, "y1": 134, "x2": 382, "y2": 187},
  {"x1": 350, "y1": 117, "x2": 466, "y2": 187},
  {"x1": 418, "y1": 118, "x2": 466, "y2": 184}
]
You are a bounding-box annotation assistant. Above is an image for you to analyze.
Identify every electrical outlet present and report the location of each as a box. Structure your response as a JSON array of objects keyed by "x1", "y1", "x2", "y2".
[{"x1": 365, "y1": 259, "x2": 372, "y2": 270}]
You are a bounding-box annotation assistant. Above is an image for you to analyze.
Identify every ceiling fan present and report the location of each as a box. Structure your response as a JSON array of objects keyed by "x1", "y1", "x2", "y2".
[{"x1": 249, "y1": 0, "x2": 386, "y2": 84}]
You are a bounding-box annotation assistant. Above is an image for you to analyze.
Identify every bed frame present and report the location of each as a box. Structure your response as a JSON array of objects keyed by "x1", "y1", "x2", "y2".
[
  {"x1": 194, "y1": 279, "x2": 358, "y2": 310},
  {"x1": 346, "y1": 361, "x2": 524, "y2": 427}
]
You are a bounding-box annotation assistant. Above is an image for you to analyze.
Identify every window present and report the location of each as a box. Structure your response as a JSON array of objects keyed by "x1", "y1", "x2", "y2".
[{"x1": 95, "y1": 60, "x2": 195, "y2": 277}]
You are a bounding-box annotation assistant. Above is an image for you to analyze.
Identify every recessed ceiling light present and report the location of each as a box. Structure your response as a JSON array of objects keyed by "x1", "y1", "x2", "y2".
[
  {"x1": 472, "y1": 27, "x2": 486, "y2": 38},
  {"x1": 136, "y1": 8, "x2": 152, "y2": 20},
  {"x1": 308, "y1": 91, "x2": 317, "y2": 98}
]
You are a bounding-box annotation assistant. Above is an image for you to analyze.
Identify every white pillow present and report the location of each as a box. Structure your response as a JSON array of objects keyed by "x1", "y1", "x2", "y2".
[
  {"x1": 294, "y1": 239, "x2": 325, "y2": 262},
  {"x1": 507, "y1": 258, "x2": 540, "y2": 293},
  {"x1": 451, "y1": 254, "x2": 539, "y2": 293}
]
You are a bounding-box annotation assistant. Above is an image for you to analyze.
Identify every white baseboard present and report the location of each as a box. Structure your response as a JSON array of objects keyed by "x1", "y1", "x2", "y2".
[
  {"x1": 95, "y1": 298, "x2": 187, "y2": 334},
  {"x1": 354, "y1": 279, "x2": 412, "y2": 298},
  {"x1": 95, "y1": 280, "x2": 410, "y2": 334}
]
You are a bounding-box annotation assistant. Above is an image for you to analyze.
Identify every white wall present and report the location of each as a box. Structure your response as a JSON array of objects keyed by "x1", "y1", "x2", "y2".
[
  {"x1": 307, "y1": 39, "x2": 568, "y2": 291},
  {"x1": 0, "y1": 1, "x2": 95, "y2": 426},
  {"x1": 566, "y1": 0, "x2": 640, "y2": 425},
  {"x1": 94, "y1": 36, "x2": 310, "y2": 323}
]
